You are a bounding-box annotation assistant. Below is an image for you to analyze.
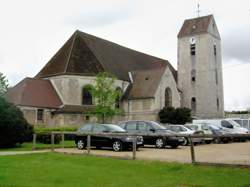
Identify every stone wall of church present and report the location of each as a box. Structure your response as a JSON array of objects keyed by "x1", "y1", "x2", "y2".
[
  {"x1": 48, "y1": 75, "x2": 130, "y2": 106},
  {"x1": 154, "y1": 67, "x2": 181, "y2": 110}
]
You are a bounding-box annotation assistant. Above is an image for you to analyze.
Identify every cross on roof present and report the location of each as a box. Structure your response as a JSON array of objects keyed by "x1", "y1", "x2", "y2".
[{"x1": 197, "y1": 3, "x2": 201, "y2": 17}]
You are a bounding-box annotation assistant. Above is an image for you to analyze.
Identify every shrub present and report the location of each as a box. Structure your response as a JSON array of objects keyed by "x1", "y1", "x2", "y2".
[
  {"x1": 159, "y1": 107, "x2": 192, "y2": 124},
  {"x1": 35, "y1": 126, "x2": 77, "y2": 141},
  {"x1": 0, "y1": 97, "x2": 34, "y2": 148},
  {"x1": 36, "y1": 134, "x2": 61, "y2": 144}
]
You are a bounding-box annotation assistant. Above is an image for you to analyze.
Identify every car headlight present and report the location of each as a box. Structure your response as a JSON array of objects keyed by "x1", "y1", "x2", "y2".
[{"x1": 125, "y1": 136, "x2": 133, "y2": 141}]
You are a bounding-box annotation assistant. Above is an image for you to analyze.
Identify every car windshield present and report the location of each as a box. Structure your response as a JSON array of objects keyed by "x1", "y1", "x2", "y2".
[
  {"x1": 149, "y1": 121, "x2": 166, "y2": 130},
  {"x1": 187, "y1": 125, "x2": 198, "y2": 130},
  {"x1": 105, "y1": 124, "x2": 126, "y2": 132},
  {"x1": 209, "y1": 124, "x2": 221, "y2": 130},
  {"x1": 229, "y1": 120, "x2": 241, "y2": 127}
]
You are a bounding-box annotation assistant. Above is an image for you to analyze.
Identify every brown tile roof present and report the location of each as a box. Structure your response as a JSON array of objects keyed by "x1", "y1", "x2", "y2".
[
  {"x1": 178, "y1": 15, "x2": 213, "y2": 38},
  {"x1": 124, "y1": 68, "x2": 166, "y2": 100},
  {"x1": 35, "y1": 30, "x2": 177, "y2": 82},
  {"x1": 6, "y1": 78, "x2": 63, "y2": 109}
]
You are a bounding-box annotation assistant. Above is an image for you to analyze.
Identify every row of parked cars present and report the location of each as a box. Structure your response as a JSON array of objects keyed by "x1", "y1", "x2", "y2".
[{"x1": 75, "y1": 119, "x2": 249, "y2": 152}]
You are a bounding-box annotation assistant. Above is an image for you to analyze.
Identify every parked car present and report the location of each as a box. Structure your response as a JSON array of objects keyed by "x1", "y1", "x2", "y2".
[
  {"x1": 185, "y1": 123, "x2": 213, "y2": 144},
  {"x1": 194, "y1": 119, "x2": 249, "y2": 142},
  {"x1": 118, "y1": 120, "x2": 184, "y2": 149},
  {"x1": 165, "y1": 125, "x2": 204, "y2": 146},
  {"x1": 208, "y1": 124, "x2": 231, "y2": 143},
  {"x1": 75, "y1": 124, "x2": 144, "y2": 152}
]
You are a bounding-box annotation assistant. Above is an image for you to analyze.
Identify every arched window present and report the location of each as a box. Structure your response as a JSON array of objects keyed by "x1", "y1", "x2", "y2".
[
  {"x1": 165, "y1": 87, "x2": 172, "y2": 107},
  {"x1": 82, "y1": 85, "x2": 93, "y2": 105},
  {"x1": 115, "y1": 87, "x2": 122, "y2": 108},
  {"x1": 191, "y1": 97, "x2": 196, "y2": 113}
]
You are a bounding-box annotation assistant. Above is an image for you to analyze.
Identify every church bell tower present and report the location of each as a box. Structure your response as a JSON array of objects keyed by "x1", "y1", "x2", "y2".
[{"x1": 177, "y1": 15, "x2": 224, "y2": 118}]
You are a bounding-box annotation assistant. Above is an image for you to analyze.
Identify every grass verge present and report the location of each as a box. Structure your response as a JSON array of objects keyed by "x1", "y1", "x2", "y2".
[{"x1": 0, "y1": 153, "x2": 250, "y2": 187}]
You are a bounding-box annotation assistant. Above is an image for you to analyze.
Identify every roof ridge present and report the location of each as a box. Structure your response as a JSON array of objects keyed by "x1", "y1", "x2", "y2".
[
  {"x1": 77, "y1": 30, "x2": 171, "y2": 64},
  {"x1": 64, "y1": 31, "x2": 78, "y2": 73}
]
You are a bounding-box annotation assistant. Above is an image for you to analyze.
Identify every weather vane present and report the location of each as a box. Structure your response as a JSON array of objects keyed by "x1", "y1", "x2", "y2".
[{"x1": 197, "y1": 3, "x2": 201, "y2": 17}]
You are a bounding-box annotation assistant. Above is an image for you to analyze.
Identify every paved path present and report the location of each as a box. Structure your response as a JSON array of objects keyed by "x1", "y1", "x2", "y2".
[
  {"x1": 55, "y1": 142, "x2": 250, "y2": 165},
  {"x1": 0, "y1": 150, "x2": 50, "y2": 156}
]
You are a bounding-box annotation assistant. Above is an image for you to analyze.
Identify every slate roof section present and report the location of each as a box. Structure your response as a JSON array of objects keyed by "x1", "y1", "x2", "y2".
[
  {"x1": 178, "y1": 15, "x2": 213, "y2": 38},
  {"x1": 125, "y1": 68, "x2": 166, "y2": 100},
  {"x1": 36, "y1": 30, "x2": 177, "y2": 82},
  {"x1": 6, "y1": 78, "x2": 63, "y2": 109}
]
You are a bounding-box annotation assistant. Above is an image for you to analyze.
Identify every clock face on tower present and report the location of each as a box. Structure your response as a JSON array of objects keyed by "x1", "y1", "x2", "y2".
[{"x1": 189, "y1": 37, "x2": 196, "y2": 44}]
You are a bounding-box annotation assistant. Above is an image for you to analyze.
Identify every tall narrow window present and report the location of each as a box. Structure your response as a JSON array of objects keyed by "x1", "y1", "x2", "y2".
[
  {"x1": 214, "y1": 43, "x2": 217, "y2": 56},
  {"x1": 191, "y1": 97, "x2": 196, "y2": 113},
  {"x1": 115, "y1": 87, "x2": 122, "y2": 108},
  {"x1": 190, "y1": 44, "x2": 196, "y2": 55},
  {"x1": 215, "y1": 70, "x2": 218, "y2": 84},
  {"x1": 82, "y1": 85, "x2": 92, "y2": 105},
  {"x1": 37, "y1": 109, "x2": 44, "y2": 121},
  {"x1": 165, "y1": 87, "x2": 172, "y2": 107},
  {"x1": 217, "y1": 98, "x2": 219, "y2": 111},
  {"x1": 191, "y1": 69, "x2": 196, "y2": 82}
]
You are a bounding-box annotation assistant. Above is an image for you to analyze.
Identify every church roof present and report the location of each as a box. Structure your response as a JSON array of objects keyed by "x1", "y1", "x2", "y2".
[
  {"x1": 124, "y1": 68, "x2": 166, "y2": 100},
  {"x1": 35, "y1": 30, "x2": 177, "y2": 82},
  {"x1": 178, "y1": 15, "x2": 213, "y2": 38},
  {"x1": 6, "y1": 78, "x2": 63, "y2": 109}
]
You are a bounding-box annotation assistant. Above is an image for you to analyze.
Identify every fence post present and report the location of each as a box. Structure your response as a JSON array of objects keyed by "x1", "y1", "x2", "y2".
[
  {"x1": 61, "y1": 132, "x2": 65, "y2": 149},
  {"x1": 189, "y1": 135, "x2": 196, "y2": 163},
  {"x1": 32, "y1": 134, "x2": 36, "y2": 151},
  {"x1": 87, "y1": 135, "x2": 91, "y2": 154},
  {"x1": 51, "y1": 132, "x2": 55, "y2": 152},
  {"x1": 132, "y1": 136, "x2": 137, "y2": 160}
]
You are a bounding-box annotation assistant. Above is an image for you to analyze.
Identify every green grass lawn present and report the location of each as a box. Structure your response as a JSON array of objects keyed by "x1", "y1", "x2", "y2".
[
  {"x1": 0, "y1": 153, "x2": 249, "y2": 187},
  {"x1": 0, "y1": 141, "x2": 75, "y2": 152}
]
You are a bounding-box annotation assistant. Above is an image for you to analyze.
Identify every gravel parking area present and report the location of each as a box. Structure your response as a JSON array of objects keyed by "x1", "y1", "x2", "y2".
[{"x1": 55, "y1": 141, "x2": 250, "y2": 165}]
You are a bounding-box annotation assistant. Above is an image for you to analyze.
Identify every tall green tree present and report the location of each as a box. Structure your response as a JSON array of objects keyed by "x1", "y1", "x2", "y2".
[
  {"x1": 0, "y1": 73, "x2": 9, "y2": 97},
  {"x1": 90, "y1": 72, "x2": 122, "y2": 123}
]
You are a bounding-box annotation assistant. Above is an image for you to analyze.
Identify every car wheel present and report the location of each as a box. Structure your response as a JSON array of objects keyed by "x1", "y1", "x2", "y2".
[
  {"x1": 155, "y1": 138, "x2": 164, "y2": 148},
  {"x1": 77, "y1": 140, "x2": 86, "y2": 150},
  {"x1": 181, "y1": 137, "x2": 189, "y2": 146},
  {"x1": 112, "y1": 141, "x2": 122, "y2": 152},
  {"x1": 205, "y1": 140, "x2": 212, "y2": 144},
  {"x1": 214, "y1": 138, "x2": 221, "y2": 144}
]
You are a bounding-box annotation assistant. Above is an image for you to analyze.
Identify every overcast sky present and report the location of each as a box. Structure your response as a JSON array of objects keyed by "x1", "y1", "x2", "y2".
[{"x1": 0, "y1": 0, "x2": 250, "y2": 111}]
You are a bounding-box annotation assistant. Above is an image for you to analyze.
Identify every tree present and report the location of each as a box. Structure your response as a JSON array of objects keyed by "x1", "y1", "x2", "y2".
[
  {"x1": 0, "y1": 73, "x2": 9, "y2": 97},
  {"x1": 0, "y1": 97, "x2": 33, "y2": 148},
  {"x1": 158, "y1": 107, "x2": 192, "y2": 124},
  {"x1": 90, "y1": 72, "x2": 122, "y2": 123}
]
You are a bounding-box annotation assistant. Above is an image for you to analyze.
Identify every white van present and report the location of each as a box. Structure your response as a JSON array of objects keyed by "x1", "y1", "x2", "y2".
[{"x1": 193, "y1": 119, "x2": 249, "y2": 134}]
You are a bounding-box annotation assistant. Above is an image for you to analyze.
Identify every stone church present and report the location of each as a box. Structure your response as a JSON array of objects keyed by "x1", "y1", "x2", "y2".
[{"x1": 6, "y1": 15, "x2": 224, "y2": 126}]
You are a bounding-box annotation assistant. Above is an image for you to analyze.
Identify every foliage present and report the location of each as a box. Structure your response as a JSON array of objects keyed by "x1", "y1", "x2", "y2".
[
  {"x1": 0, "y1": 72, "x2": 9, "y2": 97},
  {"x1": 159, "y1": 106, "x2": 192, "y2": 124},
  {"x1": 0, "y1": 97, "x2": 34, "y2": 148},
  {"x1": 34, "y1": 126, "x2": 78, "y2": 133},
  {"x1": 36, "y1": 134, "x2": 61, "y2": 144},
  {"x1": 35, "y1": 126, "x2": 78, "y2": 141},
  {"x1": 0, "y1": 153, "x2": 250, "y2": 187},
  {"x1": 90, "y1": 72, "x2": 122, "y2": 123}
]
